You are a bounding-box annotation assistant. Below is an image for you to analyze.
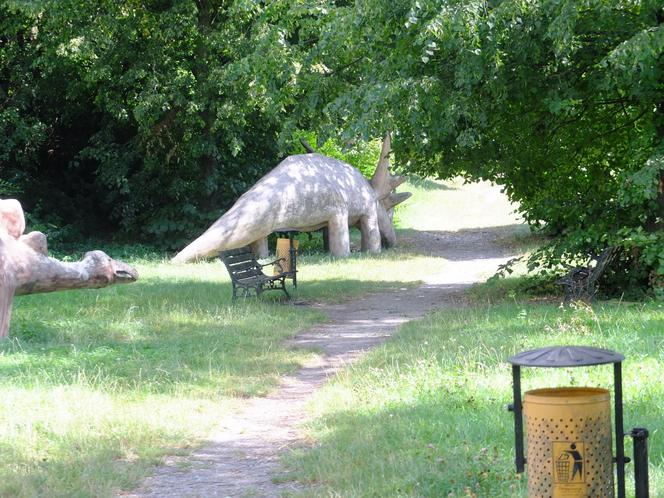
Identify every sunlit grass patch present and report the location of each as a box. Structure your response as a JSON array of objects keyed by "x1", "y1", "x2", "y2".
[
  {"x1": 0, "y1": 385, "x2": 225, "y2": 497},
  {"x1": 287, "y1": 300, "x2": 664, "y2": 497},
  {"x1": 4, "y1": 257, "x2": 327, "y2": 496},
  {"x1": 396, "y1": 177, "x2": 523, "y2": 233}
]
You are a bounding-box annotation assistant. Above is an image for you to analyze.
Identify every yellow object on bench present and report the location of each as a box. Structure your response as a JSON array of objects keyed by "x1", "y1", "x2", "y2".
[{"x1": 274, "y1": 237, "x2": 299, "y2": 275}]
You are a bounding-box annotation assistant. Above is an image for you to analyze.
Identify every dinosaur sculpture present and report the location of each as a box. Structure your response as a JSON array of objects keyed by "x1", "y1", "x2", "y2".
[
  {"x1": 172, "y1": 134, "x2": 410, "y2": 262},
  {"x1": 0, "y1": 199, "x2": 139, "y2": 338}
]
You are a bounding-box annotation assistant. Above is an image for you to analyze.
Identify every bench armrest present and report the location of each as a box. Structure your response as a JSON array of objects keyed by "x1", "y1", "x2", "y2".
[{"x1": 260, "y1": 257, "x2": 287, "y2": 272}]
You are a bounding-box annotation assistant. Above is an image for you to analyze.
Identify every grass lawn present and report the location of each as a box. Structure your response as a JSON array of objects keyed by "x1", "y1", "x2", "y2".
[
  {"x1": 5, "y1": 246, "x2": 456, "y2": 497},
  {"x1": 284, "y1": 291, "x2": 664, "y2": 497},
  {"x1": 3, "y1": 177, "x2": 488, "y2": 497}
]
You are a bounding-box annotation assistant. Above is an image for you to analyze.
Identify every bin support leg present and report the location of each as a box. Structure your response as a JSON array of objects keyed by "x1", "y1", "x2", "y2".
[
  {"x1": 614, "y1": 362, "x2": 626, "y2": 498},
  {"x1": 288, "y1": 232, "x2": 297, "y2": 288},
  {"x1": 511, "y1": 365, "x2": 525, "y2": 473},
  {"x1": 630, "y1": 428, "x2": 649, "y2": 498}
]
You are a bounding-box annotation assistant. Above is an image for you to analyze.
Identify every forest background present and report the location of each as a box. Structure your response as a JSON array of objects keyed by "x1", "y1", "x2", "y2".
[{"x1": 1, "y1": 0, "x2": 663, "y2": 296}]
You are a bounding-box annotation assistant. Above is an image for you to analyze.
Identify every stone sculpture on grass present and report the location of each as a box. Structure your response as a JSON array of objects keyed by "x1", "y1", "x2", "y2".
[
  {"x1": 0, "y1": 199, "x2": 139, "y2": 338},
  {"x1": 173, "y1": 134, "x2": 411, "y2": 262}
]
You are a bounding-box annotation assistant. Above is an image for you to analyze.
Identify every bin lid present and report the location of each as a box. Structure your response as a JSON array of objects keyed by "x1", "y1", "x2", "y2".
[{"x1": 508, "y1": 346, "x2": 624, "y2": 367}]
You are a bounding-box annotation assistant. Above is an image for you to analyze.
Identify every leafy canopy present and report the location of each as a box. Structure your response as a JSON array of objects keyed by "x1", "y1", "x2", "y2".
[{"x1": 295, "y1": 0, "x2": 664, "y2": 294}]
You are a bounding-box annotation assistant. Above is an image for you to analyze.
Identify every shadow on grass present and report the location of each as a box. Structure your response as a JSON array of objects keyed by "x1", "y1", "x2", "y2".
[
  {"x1": 2, "y1": 276, "x2": 414, "y2": 398},
  {"x1": 284, "y1": 392, "x2": 526, "y2": 497},
  {"x1": 406, "y1": 176, "x2": 458, "y2": 191}
]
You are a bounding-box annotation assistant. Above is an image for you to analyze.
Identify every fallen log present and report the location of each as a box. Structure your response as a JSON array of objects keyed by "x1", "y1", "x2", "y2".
[{"x1": 0, "y1": 199, "x2": 138, "y2": 338}]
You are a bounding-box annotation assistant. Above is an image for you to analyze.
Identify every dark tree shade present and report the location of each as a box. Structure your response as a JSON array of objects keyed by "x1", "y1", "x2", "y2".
[{"x1": 0, "y1": 0, "x2": 305, "y2": 247}]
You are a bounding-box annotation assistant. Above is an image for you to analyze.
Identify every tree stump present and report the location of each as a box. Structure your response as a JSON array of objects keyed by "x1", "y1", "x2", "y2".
[{"x1": 0, "y1": 199, "x2": 139, "y2": 338}]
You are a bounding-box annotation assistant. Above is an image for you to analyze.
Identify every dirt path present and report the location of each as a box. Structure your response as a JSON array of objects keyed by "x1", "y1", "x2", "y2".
[{"x1": 123, "y1": 227, "x2": 519, "y2": 498}]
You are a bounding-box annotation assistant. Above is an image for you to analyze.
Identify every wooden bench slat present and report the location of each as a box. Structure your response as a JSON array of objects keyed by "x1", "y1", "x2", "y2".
[
  {"x1": 226, "y1": 261, "x2": 260, "y2": 272},
  {"x1": 234, "y1": 269, "x2": 265, "y2": 280},
  {"x1": 222, "y1": 250, "x2": 253, "y2": 259},
  {"x1": 223, "y1": 247, "x2": 254, "y2": 257}
]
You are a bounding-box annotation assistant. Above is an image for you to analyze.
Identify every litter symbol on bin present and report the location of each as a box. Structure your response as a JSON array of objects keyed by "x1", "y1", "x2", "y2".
[{"x1": 553, "y1": 442, "x2": 585, "y2": 483}]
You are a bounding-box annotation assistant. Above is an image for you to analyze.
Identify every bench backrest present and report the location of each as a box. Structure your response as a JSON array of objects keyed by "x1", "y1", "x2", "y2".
[
  {"x1": 220, "y1": 247, "x2": 264, "y2": 282},
  {"x1": 587, "y1": 247, "x2": 616, "y2": 288}
]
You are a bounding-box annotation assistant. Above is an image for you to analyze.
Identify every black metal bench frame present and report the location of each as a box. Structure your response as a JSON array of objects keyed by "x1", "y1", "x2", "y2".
[
  {"x1": 556, "y1": 247, "x2": 616, "y2": 302},
  {"x1": 220, "y1": 246, "x2": 294, "y2": 300}
]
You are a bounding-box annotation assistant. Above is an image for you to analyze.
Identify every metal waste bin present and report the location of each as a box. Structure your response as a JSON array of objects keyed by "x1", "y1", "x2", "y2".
[
  {"x1": 524, "y1": 387, "x2": 614, "y2": 498},
  {"x1": 507, "y1": 346, "x2": 651, "y2": 498}
]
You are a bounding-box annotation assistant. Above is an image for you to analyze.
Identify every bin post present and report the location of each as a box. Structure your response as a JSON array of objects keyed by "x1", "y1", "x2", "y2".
[
  {"x1": 511, "y1": 365, "x2": 525, "y2": 473},
  {"x1": 288, "y1": 231, "x2": 297, "y2": 288},
  {"x1": 614, "y1": 362, "x2": 626, "y2": 498},
  {"x1": 630, "y1": 428, "x2": 650, "y2": 498}
]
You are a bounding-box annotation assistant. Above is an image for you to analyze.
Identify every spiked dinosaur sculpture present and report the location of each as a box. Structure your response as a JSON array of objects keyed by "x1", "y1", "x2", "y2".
[
  {"x1": 173, "y1": 134, "x2": 410, "y2": 262},
  {"x1": 0, "y1": 199, "x2": 139, "y2": 338}
]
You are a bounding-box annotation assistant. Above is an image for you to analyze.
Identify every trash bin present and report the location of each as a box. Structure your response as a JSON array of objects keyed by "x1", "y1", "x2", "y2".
[
  {"x1": 524, "y1": 387, "x2": 614, "y2": 498},
  {"x1": 274, "y1": 237, "x2": 298, "y2": 274}
]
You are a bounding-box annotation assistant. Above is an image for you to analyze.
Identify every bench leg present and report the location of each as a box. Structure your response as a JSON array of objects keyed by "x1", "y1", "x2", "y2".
[{"x1": 281, "y1": 278, "x2": 290, "y2": 299}]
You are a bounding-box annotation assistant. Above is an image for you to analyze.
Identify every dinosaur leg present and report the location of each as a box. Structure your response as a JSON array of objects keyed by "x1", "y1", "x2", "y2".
[
  {"x1": 328, "y1": 211, "x2": 350, "y2": 257},
  {"x1": 360, "y1": 209, "x2": 381, "y2": 253},
  {"x1": 0, "y1": 281, "x2": 14, "y2": 339},
  {"x1": 250, "y1": 237, "x2": 268, "y2": 258},
  {"x1": 377, "y1": 204, "x2": 397, "y2": 248}
]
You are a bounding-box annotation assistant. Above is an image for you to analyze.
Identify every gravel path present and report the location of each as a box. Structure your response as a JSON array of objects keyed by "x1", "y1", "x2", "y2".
[{"x1": 122, "y1": 227, "x2": 518, "y2": 498}]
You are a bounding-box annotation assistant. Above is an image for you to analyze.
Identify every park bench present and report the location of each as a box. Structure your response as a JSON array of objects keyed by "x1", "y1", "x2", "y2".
[
  {"x1": 219, "y1": 246, "x2": 294, "y2": 300},
  {"x1": 556, "y1": 247, "x2": 616, "y2": 302}
]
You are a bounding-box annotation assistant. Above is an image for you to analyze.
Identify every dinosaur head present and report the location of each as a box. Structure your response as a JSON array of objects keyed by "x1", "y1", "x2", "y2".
[
  {"x1": 82, "y1": 250, "x2": 139, "y2": 286},
  {"x1": 370, "y1": 133, "x2": 412, "y2": 247}
]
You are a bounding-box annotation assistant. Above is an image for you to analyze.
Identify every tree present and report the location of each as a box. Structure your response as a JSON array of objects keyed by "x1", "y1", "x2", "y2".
[
  {"x1": 1, "y1": 0, "x2": 306, "y2": 246},
  {"x1": 296, "y1": 0, "x2": 664, "y2": 295}
]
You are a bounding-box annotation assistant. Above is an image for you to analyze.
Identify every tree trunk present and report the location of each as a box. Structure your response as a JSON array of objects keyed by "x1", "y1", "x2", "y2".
[
  {"x1": 658, "y1": 169, "x2": 664, "y2": 230},
  {"x1": 0, "y1": 199, "x2": 138, "y2": 338}
]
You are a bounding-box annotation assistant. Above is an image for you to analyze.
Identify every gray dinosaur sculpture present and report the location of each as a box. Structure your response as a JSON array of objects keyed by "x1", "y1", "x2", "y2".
[{"x1": 172, "y1": 134, "x2": 410, "y2": 262}]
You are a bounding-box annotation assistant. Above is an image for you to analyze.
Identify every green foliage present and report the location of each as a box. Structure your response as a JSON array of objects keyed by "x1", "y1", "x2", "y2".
[
  {"x1": 291, "y1": 130, "x2": 381, "y2": 178},
  {"x1": 3, "y1": 0, "x2": 663, "y2": 296},
  {"x1": 294, "y1": 0, "x2": 664, "y2": 296},
  {"x1": 0, "y1": 0, "x2": 307, "y2": 247}
]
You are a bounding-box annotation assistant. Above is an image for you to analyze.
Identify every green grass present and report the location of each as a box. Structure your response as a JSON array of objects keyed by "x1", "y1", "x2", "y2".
[
  {"x1": 2, "y1": 227, "x2": 451, "y2": 496},
  {"x1": 0, "y1": 177, "x2": 531, "y2": 496},
  {"x1": 4, "y1": 259, "x2": 324, "y2": 497},
  {"x1": 284, "y1": 297, "x2": 664, "y2": 497},
  {"x1": 396, "y1": 177, "x2": 523, "y2": 233},
  {"x1": 6, "y1": 244, "x2": 454, "y2": 496}
]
